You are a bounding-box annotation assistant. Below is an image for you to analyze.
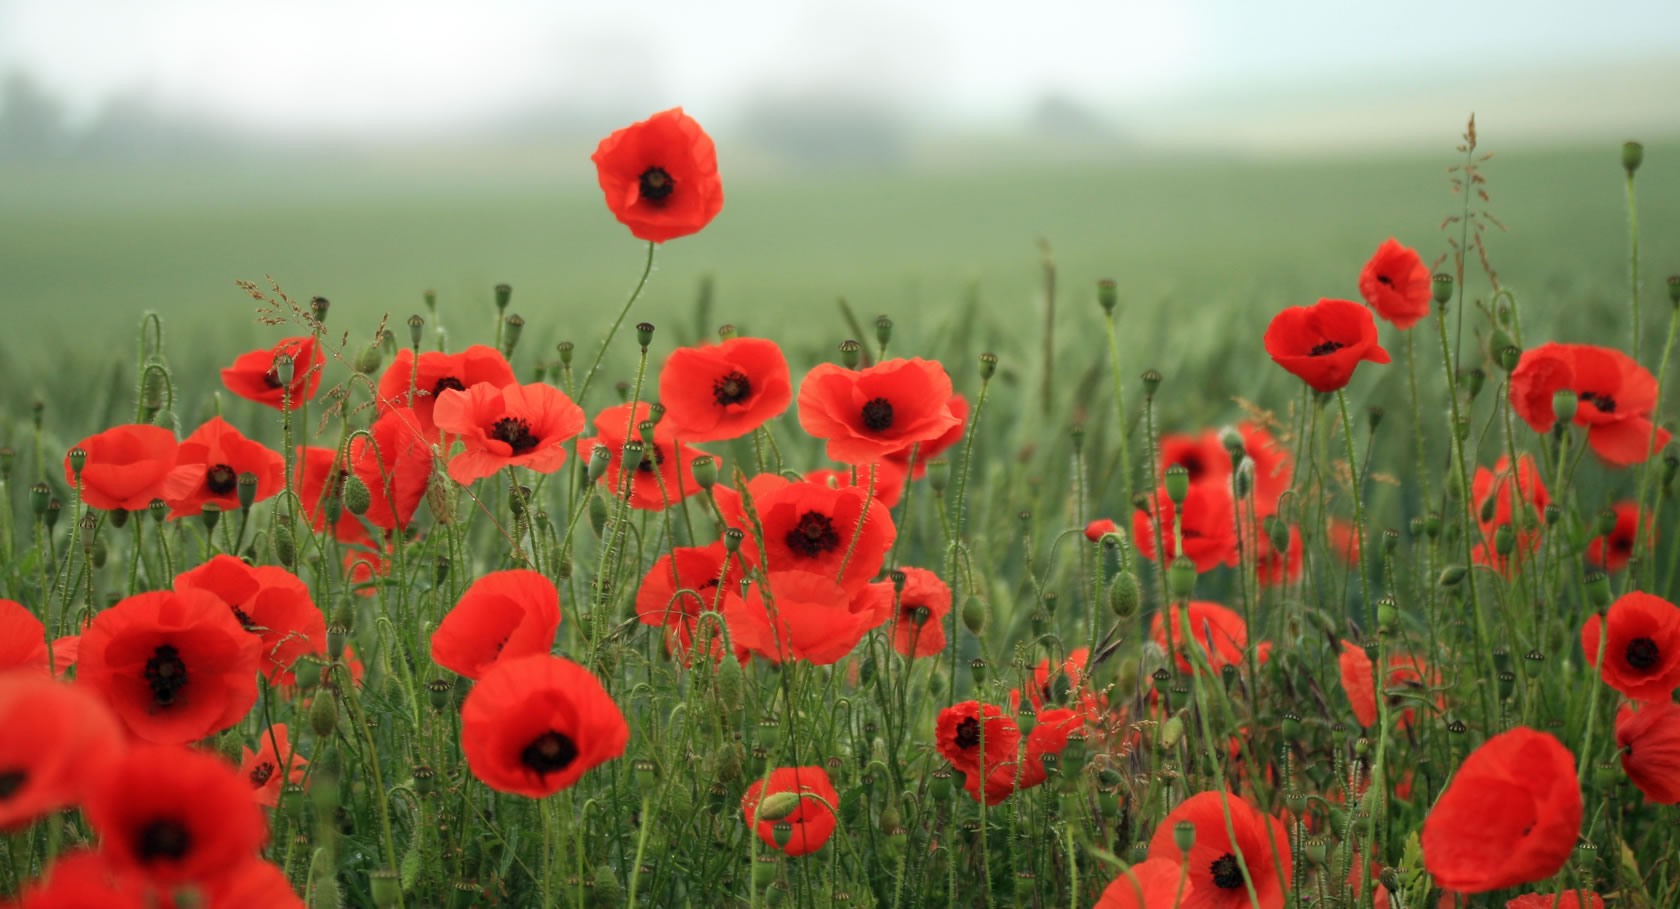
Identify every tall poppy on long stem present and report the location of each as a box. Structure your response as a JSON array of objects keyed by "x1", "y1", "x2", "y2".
[
  {"x1": 431, "y1": 570, "x2": 562, "y2": 680},
  {"x1": 161, "y1": 416, "x2": 284, "y2": 519},
  {"x1": 592, "y1": 107, "x2": 724, "y2": 243},
  {"x1": 460, "y1": 654, "x2": 629, "y2": 798},
  {"x1": 658, "y1": 337, "x2": 792, "y2": 442},
  {"x1": 1510, "y1": 342, "x2": 1671, "y2": 466},
  {"x1": 1358, "y1": 237, "x2": 1433, "y2": 329},
  {"x1": 1263, "y1": 298, "x2": 1391, "y2": 392}
]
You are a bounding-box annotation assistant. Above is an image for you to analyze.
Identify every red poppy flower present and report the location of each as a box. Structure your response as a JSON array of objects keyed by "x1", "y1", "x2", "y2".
[
  {"x1": 797, "y1": 358, "x2": 963, "y2": 465},
  {"x1": 0, "y1": 673, "x2": 124, "y2": 830},
  {"x1": 1581, "y1": 592, "x2": 1680, "y2": 702},
  {"x1": 658, "y1": 337, "x2": 791, "y2": 442},
  {"x1": 1010, "y1": 648, "x2": 1103, "y2": 722},
  {"x1": 349, "y1": 406, "x2": 433, "y2": 532},
  {"x1": 1338, "y1": 641, "x2": 1441, "y2": 729},
  {"x1": 174, "y1": 555, "x2": 325, "y2": 686},
  {"x1": 193, "y1": 858, "x2": 306, "y2": 908},
  {"x1": 1147, "y1": 790, "x2": 1292, "y2": 909},
  {"x1": 240, "y1": 724, "x2": 308, "y2": 809},
  {"x1": 434, "y1": 381, "x2": 585, "y2": 484},
  {"x1": 581, "y1": 402, "x2": 707, "y2": 511},
  {"x1": 886, "y1": 394, "x2": 968, "y2": 476},
  {"x1": 1358, "y1": 237, "x2": 1432, "y2": 329},
  {"x1": 76, "y1": 589, "x2": 262, "y2": 744},
  {"x1": 11, "y1": 850, "x2": 147, "y2": 909},
  {"x1": 431, "y1": 570, "x2": 561, "y2": 680},
  {"x1": 1015, "y1": 707, "x2": 1084, "y2": 789},
  {"x1": 1085, "y1": 518, "x2": 1120, "y2": 543},
  {"x1": 460, "y1": 654, "x2": 629, "y2": 797},
  {"x1": 721, "y1": 476, "x2": 896, "y2": 592},
  {"x1": 1510, "y1": 342, "x2": 1671, "y2": 466},
  {"x1": 1588, "y1": 501, "x2": 1651, "y2": 572},
  {"x1": 1327, "y1": 518, "x2": 1362, "y2": 566},
  {"x1": 635, "y1": 540, "x2": 744, "y2": 661},
  {"x1": 1263, "y1": 298, "x2": 1391, "y2": 392},
  {"x1": 1095, "y1": 857, "x2": 1195, "y2": 909},
  {"x1": 850, "y1": 566, "x2": 951, "y2": 658},
  {"x1": 161, "y1": 417, "x2": 284, "y2": 519},
  {"x1": 1615, "y1": 699, "x2": 1680, "y2": 804},
  {"x1": 1133, "y1": 484, "x2": 1239, "y2": 572},
  {"x1": 341, "y1": 524, "x2": 392, "y2": 595},
  {"x1": 376, "y1": 344, "x2": 517, "y2": 442},
  {"x1": 1505, "y1": 893, "x2": 1602, "y2": 909},
  {"x1": 1150, "y1": 601, "x2": 1270, "y2": 675},
  {"x1": 1469, "y1": 454, "x2": 1549, "y2": 574},
  {"x1": 0, "y1": 600, "x2": 48, "y2": 673},
  {"x1": 294, "y1": 446, "x2": 361, "y2": 541},
  {"x1": 221, "y1": 336, "x2": 323, "y2": 411},
  {"x1": 935, "y1": 701, "x2": 1019, "y2": 779},
  {"x1": 724, "y1": 571, "x2": 879, "y2": 666},
  {"x1": 1238, "y1": 423, "x2": 1292, "y2": 510},
  {"x1": 805, "y1": 460, "x2": 908, "y2": 509},
  {"x1": 84, "y1": 743, "x2": 268, "y2": 888},
  {"x1": 741, "y1": 766, "x2": 840, "y2": 858},
  {"x1": 592, "y1": 107, "x2": 724, "y2": 243},
  {"x1": 64, "y1": 424, "x2": 178, "y2": 513},
  {"x1": 1421, "y1": 727, "x2": 1581, "y2": 893},
  {"x1": 1159, "y1": 430, "x2": 1230, "y2": 487}
]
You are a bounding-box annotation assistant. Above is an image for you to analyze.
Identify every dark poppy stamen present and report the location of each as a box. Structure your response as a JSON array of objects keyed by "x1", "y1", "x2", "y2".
[
  {"x1": 1376, "y1": 274, "x2": 1393, "y2": 286},
  {"x1": 637, "y1": 444, "x2": 666, "y2": 474},
  {"x1": 491, "y1": 417, "x2": 539, "y2": 453},
  {"x1": 1626, "y1": 637, "x2": 1660, "y2": 671},
  {"x1": 262, "y1": 364, "x2": 286, "y2": 389},
  {"x1": 1308, "y1": 340, "x2": 1346, "y2": 357},
  {"x1": 144, "y1": 644, "x2": 189, "y2": 707},
  {"x1": 954, "y1": 716, "x2": 981, "y2": 750},
  {"x1": 904, "y1": 604, "x2": 931, "y2": 627},
  {"x1": 1177, "y1": 454, "x2": 1205, "y2": 479},
  {"x1": 0, "y1": 769, "x2": 25, "y2": 800},
  {"x1": 521, "y1": 731, "x2": 579, "y2": 775},
  {"x1": 136, "y1": 819, "x2": 192, "y2": 862},
  {"x1": 785, "y1": 511, "x2": 841, "y2": 558},
  {"x1": 205, "y1": 464, "x2": 239, "y2": 496},
  {"x1": 713, "y1": 370, "x2": 752, "y2": 406},
  {"x1": 1210, "y1": 853, "x2": 1244, "y2": 889},
  {"x1": 249, "y1": 761, "x2": 275, "y2": 787},
  {"x1": 1579, "y1": 391, "x2": 1617, "y2": 413},
  {"x1": 639, "y1": 167, "x2": 675, "y2": 205},
  {"x1": 434, "y1": 376, "x2": 467, "y2": 398},
  {"x1": 229, "y1": 604, "x2": 259, "y2": 633},
  {"x1": 861, "y1": 397, "x2": 895, "y2": 431}
]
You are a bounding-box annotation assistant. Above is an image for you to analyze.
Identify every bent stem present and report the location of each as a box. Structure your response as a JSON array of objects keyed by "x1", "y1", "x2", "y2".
[{"x1": 575, "y1": 241, "x2": 657, "y2": 407}]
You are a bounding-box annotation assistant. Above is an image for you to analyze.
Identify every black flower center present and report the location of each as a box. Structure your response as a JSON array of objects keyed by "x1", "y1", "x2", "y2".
[
  {"x1": 954, "y1": 717, "x2": 981, "y2": 750},
  {"x1": 903, "y1": 604, "x2": 931, "y2": 627},
  {"x1": 434, "y1": 376, "x2": 467, "y2": 398},
  {"x1": 491, "y1": 417, "x2": 539, "y2": 453},
  {"x1": 249, "y1": 761, "x2": 276, "y2": 787},
  {"x1": 136, "y1": 819, "x2": 192, "y2": 863},
  {"x1": 230, "y1": 604, "x2": 259, "y2": 633},
  {"x1": 637, "y1": 444, "x2": 666, "y2": 474},
  {"x1": 713, "y1": 370, "x2": 752, "y2": 407},
  {"x1": 1627, "y1": 637, "x2": 1660, "y2": 671},
  {"x1": 206, "y1": 464, "x2": 239, "y2": 496},
  {"x1": 861, "y1": 397, "x2": 894, "y2": 432},
  {"x1": 1210, "y1": 853, "x2": 1244, "y2": 889},
  {"x1": 1176, "y1": 454, "x2": 1206, "y2": 480},
  {"x1": 1308, "y1": 340, "x2": 1346, "y2": 357},
  {"x1": 785, "y1": 511, "x2": 841, "y2": 558},
  {"x1": 521, "y1": 731, "x2": 579, "y2": 775},
  {"x1": 144, "y1": 644, "x2": 188, "y2": 708},
  {"x1": 639, "y1": 167, "x2": 675, "y2": 205},
  {"x1": 0, "y1": 769, "x2": 25, "y2": 800},
  {"x1": 1376, "y1": 274, "x2": 1393, "y2": 286},
  {"x1": 262, "y1": 362, "x2": 286, "y2": 389},
  {"x1": 1580, "y1": 391, "x2": 1617, "y2": 414}
]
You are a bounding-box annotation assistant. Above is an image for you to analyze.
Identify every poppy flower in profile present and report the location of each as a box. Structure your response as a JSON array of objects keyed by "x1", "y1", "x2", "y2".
[
  {"x1": 0, "y1": 600, "x2": 48, "y2": 673},
  {"x1": 724, "y1": 570, "x2": 879, "y2": 666},
  {"x1": 1133, "y1": 484, "x2": 1239, "y2": 572},
  {"x1": 65, "y1": 424, "x2": 178, "y2": 513},
  {"x1": 460, "y1": 654, "x2": 629, "y2": 798},
  {"x1": 1358, "y1": 237, "x2": 1433, "y2": 329},
  {"x1": 240, "y1": 724, "x2": 308, "y2": 808},
  {"x1": 935, "y1": 701, "x2": 1019, "y2": 779},
  {"x1": 658, "y1": 337, "x2": 792, "y2": 442},
  {"x1": 376, "y1": 345, "x2": 517, "y2": 442},
  {"x1": 851, "y1": 566, "x2": 951, "y2": 658},
  {"x1": 1263, "y1": 298, "x2": 1391, "y2": 392},
  {"x1": 76, "y1": 589, "x2": 262, "y2": 744},
  {"x1": 433, "y1": 381, "x2": 585, "y2": 484},
  {"x1": 1338, "y1": 641, "x2": 1441, "y2": 729},
  {"x1": 1505, "y1": 893, "x2": 1603, "y2": 909},
  {"x1": 0, "y1": 673, "x2": 125, "y2": 831},
  {"x1": 1085, "y1": 518, "x2": 1120, "y2": 543},
  {"x1": 805, "y1": 460, "x2": 908, "y2": 509},
  {"x1": 84, "y1": 743, "x2": 268, "y2": 888},
  {"x1": 11, "y1": 850, "x2": 148, "y2": 909},
  {"x1": 174, "y1": 555, "x2": 325, "y2": 686},
  {"x1": 349, "y1": 406, "x2": 433, "y2": 532},
  {"x1": 723, "y1": 477, "x2": 896, "y2": 591},
  {"x1": 1587, "y1": 501, "x2": 1650, "y2": 572},
  {"x1": 1095, "y1": 857, "x2": 1195, "y2": 909},
  {"x1": 161, "y1": 416, "x2": 285, "y2": 519},
  {"x1": 741, "y1": 766, "x2": 840, "y2": 858},
  {"x1": 1615, "y1": 699, "x2": 1680, "y2": 804},
  {"x1": 1015, "y1": 707, "x2": 1084, "y2": 789},
  {"x1": 1469, "y1": 454, "x2": 1549, "y2": 574},
  {"x1": 886, "y1": 394, "x2": 968, "y2": 476},
  {"x1": 1510, "y1": 342, "x2": 1671, "y2": 466},
  {"x1": 1150, "y1": 601, "x2": 1270, "y2": 675},
  {"x1": 1147, "y1": 790, "x2": 1292, "y2": 909},
  {"x1": 797, "y1": 358, "x2": 962, "y2": 465},
  {"x1": 1423, "y1": 727, "x2": 1581, "y2": 893},
  {"x1": 1581, "y1": 591, "x2": 1680, "y2": 702},
  {"x1": 221, "y1": 336, "x2": 323, "y2": 411},
  {"x1": 431, "y1": 570, "x2": 561, "y2": 680},
  {"x1": 592, "y1": 107, "x2": 724, "y2": 243},
  {"x1": 635, "y1": 540, "x2": 744, "y2": 660},
  {"x1": 581, "y1": 402, "x2": 708, "y2": 511}
]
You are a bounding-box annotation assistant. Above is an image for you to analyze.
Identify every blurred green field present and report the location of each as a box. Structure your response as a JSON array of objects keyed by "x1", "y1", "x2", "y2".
[{"x1": 1, "y1": 140, "x2": 1677, "y2": 440}]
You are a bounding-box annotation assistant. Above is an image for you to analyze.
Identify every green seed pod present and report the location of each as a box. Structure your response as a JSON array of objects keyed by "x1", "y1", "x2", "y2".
[
  {"x1": 1431, "y1": 273, "x2": 1454, "y2": 305},
  {"x1": 634, "y1": 321, "x2": 654, "y2": 351},
  {"x1": 1438, "y1": 565, "x2": 1467, "y2": 587},
  {"x1": 930, "y1": 768, "x2": 953, "y2": 801},
  {"x1": 1586, "y1": 571, "x2": 1612, "y2": 608},
  {"x1": 1158, "y1": 715, "x2": 1184, "y2": 750},
  {"x1": 1623, "y1": 140, "x2": 1644, "y2": 176},
  {"x1": 1164, "y1": 465, "x2": 1190, "y2": 505},
  {"x1": 310, "y1": 850, "x2": 343, "y2": 909},
  {"x1": 1167, "y1": 556, "x2": 1197, "y2": 601},
  {"x1": 755, "y1": 791, "x2": 803, "y2": 823},
  {"x1": 1553, "y1": 390, "x2": 1578, "y2": 426},
  {"x1": 752, "y1": 855, "x2": 780, "y2": 886},
  {"x1": 1173, "y1": 820, "x2": 1196, "y2": 853},
  {"x1": 1097, "y1": 279, "x2": 1118, "y2": 314},
  {"x1": 978, "y1": 352, "x2": 998, "y2": 380},
  {"x1": 272, "y1": 522, "x2": 296, "y2": 568},
  {"x1": 839, "y1": 340, "x2": 862, "y2": 369},
  {"x1": 1305, "y1": 837, "x2": 1328, "y2": 866},
  {"x1": 969, "y1": 658, "x2": 987, "y2": 685},
  {"x1": 1141, "y1": 369, "x2": 1162, "y2": 398},
  {"x1": 370, "y1": 869, "x2": 401, "y2": 909},
  {"x1": 588, "y1": 494, "x2": 609, "y2": 538},
  {"x1": 714, "y1": 656, "x2": 744, "y2": 712}
]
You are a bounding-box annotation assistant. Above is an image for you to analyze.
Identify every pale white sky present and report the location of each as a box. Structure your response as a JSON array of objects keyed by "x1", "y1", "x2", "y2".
[{"x1": 1, "y1": 0, "x2": 1677, "y2": 137}]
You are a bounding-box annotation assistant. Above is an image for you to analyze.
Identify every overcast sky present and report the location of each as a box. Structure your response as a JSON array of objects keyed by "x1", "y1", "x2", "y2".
[{"x1": 3, "y1": 0, "x2": 1678, "y2": 138}]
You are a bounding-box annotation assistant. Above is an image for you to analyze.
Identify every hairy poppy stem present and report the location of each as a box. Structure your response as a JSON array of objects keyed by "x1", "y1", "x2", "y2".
[
  {"x1": 1627, "y1": 166, "x2": 1642, "y2": 360},
  {"x1": 1632, "y1": 304, "x2": 1679, "y2": 590},
  {"x1": 574, "y1": 241, "x2": 656, "y2": 408}
]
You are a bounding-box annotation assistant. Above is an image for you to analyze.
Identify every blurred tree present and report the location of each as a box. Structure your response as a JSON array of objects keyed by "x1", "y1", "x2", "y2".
[{"x1": 0, "y1": 71, "x2": 69, "y2": 159}]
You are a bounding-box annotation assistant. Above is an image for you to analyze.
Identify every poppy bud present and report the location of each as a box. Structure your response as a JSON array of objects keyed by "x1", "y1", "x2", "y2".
[
  {"x1": 1437, "y1": 564, "x2": 1466, "y2": 586},
  {"x1": 1462, "y1": 367, "x2": 1485, "y2": 401},
  {"x1": 1173, "y1": 820, "x2": 1196, "y2": 853},
  {"x1": 689, "y1": 454, "x2": 716, "y2": 491},
  {"x1": 1041, "y1": 591, "x2": 1059, "y2": 616},
  {"x1": 43, "y1": 498, "x2": 62, "y2": 530},
  {"x1": 1265, "y1": 515, "x2": 1290, "y2": 554},
  {"x1": 1585, "y1": 570, "x2": 1611, "y2": 607},
  {"x1": 961, "y1": 596, "x2": 987, "y2": 635},
  {"x1": 978, "y1": 351, "x2": 998, "y2": 380},
  {"x1": 273, "y1": 521, "x2": 296, "y2": 567},
  {"x1": 1167, "y1": 556, "x2": 1197, "y2": 601},
  {"x1": 370, "y1": 869, "x2": 400, "y2": 909},
  {"x1": 1141, "y1": 369, "x2": 1162, "y2": 399},
  {"x1": 1431, "y1": 273, "x2": 1454, "y2": 306},
  {"x1": 1097, "y1": 279, "x2": 1118, "y2": 314},
  {"x1": 839, "y1": 340, "x2": 862, "y2": 369},
  {"x1": 1109, "y1": 570, "x2": 1140, "y2": 618},
  {"x1": 1164, "y1": 465, "x2": 1190, "y2": 505},
  {"x1": 1305, "y1": 837, "x2": 1328, "y2": 866},
  {"x1": 310, "y1": 690, "x2": 339, "y2": 737},
  {"x1": 501, "y1": 314, "x2": 525, "y2": 358},
  {"x1": 1623, "y1": 140, "x2": 1644, "y2": 176},
  {"x1": 1664, "y1": 454, "x2": 1680, "y2": 494},
  {"x1": 715, "y1": 657, "x2": 744, "y2": 712},
  {"x1": 491, "y1": 282, "x2": 512, "y2": 313},
  {"x1": 354, "y1": 343, "x2": 383, "y2": 375},
  {"x1": 969, "y1": 658, "x2": 986, "y2": 685}
]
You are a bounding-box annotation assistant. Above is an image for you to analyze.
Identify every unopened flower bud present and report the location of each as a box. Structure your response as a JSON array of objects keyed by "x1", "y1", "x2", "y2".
[
  {"x1": 1109, "y1": 570, "x2": 1140, "y2": 618},
  {"x1": 961, "y1": 596, "x2": 987, "y2": 635},
  {"x1": 1623, "y1": 140, "x2": 1644, "y2": 176},
  {"x1": 309, "y1": 690, "x2": 338, "y2": 737},
  {"x1": 354, "y1": 343, "x2": 383, "y2": 375}
]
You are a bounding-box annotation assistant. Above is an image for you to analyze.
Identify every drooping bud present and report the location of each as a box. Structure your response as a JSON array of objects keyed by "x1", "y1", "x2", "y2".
[
  {"x1": 343, "y1": 475, "x2": 372, "y2": 515},
  {"x1": 961, "y1": 596, "x2": 987, "y2": 635},
  {"x1": 354, "y1": 343, "x2": 383, "y2": 375},
  {"x1": 1109, "y1": 570, "x2": 1140, "y2": 618},
  {"x1": 1437, "y1": 564, "x2": 1467, "y2": 587},
  {"x1": 309, "y1": 690, "x2": 338, "y2": 737}
]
